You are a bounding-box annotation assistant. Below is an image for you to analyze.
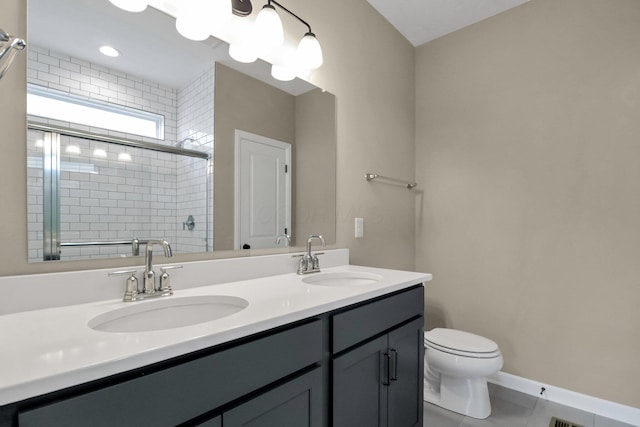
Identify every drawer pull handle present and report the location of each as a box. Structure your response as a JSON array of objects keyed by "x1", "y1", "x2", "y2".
[{"x1": 389, "y1": 349, "x2": 398, "y2": 381}]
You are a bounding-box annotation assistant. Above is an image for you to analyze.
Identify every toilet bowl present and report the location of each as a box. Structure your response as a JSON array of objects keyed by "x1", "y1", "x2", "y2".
[{"x1": 423, "y1": 328, "x2": 503, "y2": 419}]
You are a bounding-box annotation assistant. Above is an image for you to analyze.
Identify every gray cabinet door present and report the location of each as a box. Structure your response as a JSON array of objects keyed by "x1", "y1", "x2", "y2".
[
  {"x1": 332, "y1": 335, "x2": 389, "y2": 427},
  {"x1": 223, "y1": 368, "x2": 323, "y2": 427},
  {"x1": 387, "y1": 318, "x2": 424, "y2": 427}
]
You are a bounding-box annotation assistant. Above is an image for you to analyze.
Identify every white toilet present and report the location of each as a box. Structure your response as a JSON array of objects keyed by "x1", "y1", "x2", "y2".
[{"x1": 423, "y1": 328, "x2": 503, "y2": 419}]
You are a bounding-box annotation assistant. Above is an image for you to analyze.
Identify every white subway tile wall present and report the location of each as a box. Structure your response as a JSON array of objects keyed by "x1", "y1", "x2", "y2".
[
  {"x1": 26, "y1": 46, "x2": 214, "y2": 262},
  {"x1": 176, "y1": 66, "x2": 215, "y2": 253}
]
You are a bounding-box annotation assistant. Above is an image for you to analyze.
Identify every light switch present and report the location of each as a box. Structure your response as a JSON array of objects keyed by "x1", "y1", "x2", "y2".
[{"x1": 355, "y1": 217, "x2": 364, "y2": 238}]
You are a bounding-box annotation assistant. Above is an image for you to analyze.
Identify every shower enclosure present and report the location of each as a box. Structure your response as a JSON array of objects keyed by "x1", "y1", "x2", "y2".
[{"x1": 27, "y1": 124, "x2": 212, "y2": 261}]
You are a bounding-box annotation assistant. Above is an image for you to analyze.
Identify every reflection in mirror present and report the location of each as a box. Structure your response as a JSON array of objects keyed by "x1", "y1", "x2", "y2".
[{"x1": 26, "y1": 0, "x2": 336, "y2": 262}]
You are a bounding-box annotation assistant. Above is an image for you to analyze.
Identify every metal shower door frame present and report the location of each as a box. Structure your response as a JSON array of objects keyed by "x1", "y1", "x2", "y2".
[{"x1": 42, "y1": 131, "x2": 61, "y2": 260}]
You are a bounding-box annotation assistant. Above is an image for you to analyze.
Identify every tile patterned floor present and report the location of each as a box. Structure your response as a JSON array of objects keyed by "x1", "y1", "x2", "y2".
[{"x1": 423, "y1": 384, "x2": 638, "y2": 427}]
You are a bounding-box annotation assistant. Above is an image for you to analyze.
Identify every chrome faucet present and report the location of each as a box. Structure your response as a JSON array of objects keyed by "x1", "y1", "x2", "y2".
[
  {"x1": 296, "y1": 234, "x2": 325, "y2": 274},
  {"x1": 275, "y1": 233, "x2": 291, "y2": 246},
  {"x1": 143, "y1": 240, "x2": 172, "y2": 294},
  {"x1": 108, "y1": 240, "x2": 181, "y2": 302}
]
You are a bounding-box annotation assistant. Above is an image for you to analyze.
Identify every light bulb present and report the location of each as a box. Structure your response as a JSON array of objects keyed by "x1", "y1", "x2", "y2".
[
  {"x1": 108, "y1": 0, "x2": 148, "y2": 13},
  {"x1": 297, "y1": 32, "x2": 323, "y2": 69},
  {"x1": 176, "y1": 0, "x2": 212, "y2": 41},
  {"x1": 254, "y1": 4, "x2": 283, "y2": 53},
  {"x1": 271, "y1": 64, "x2": 296, "y2": 82},
  {"x1": 210, "y1": 0, "x2": 232, "y2": 28},
  {"x1": 229, "y1": 41, "x2": 258, "y2": 63}
]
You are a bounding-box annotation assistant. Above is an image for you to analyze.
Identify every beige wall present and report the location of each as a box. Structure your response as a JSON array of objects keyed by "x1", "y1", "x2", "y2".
[
  {"x1": 294, "y1": 89, "x2": 337, "y2": 247},
  {"x1": 214, "y1": 63, "x2": 296, "y2": 251},
  {"x1": 415, "y1": 0, "x2": 640, "y2": 407},
  {"x1": 0, "y1": 0, "x2": 415, "y2": 273}
]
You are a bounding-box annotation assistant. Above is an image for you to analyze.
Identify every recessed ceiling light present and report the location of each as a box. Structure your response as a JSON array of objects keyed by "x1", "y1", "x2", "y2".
[{"x1": 99, "y1": 46, "x2": 119, "y2": 57}]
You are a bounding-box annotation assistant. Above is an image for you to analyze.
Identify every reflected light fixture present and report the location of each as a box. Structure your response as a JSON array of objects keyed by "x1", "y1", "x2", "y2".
[
  {"x1": 93, "y1": 148, "x2": 107, "y2": 158},
  {"x1": 176, "y1": 0, "x2": 231, "y2": 41},
  {"x1": 108, "y1": 0, "x2": 148, "y2": 13},
  {"x1": 228, "y1": 17, "x2": 258, "y2": 63},
  {"x1": 65, "y1": 145, "x2": 81, "y2": 154},
  {"x1": 229, "y1": 38, "x2": 258, "y2": 63},
  {"x1": 118, "y1": 152, "x2": 132, "y2": 162},
  {"x1": 271, "y1": 64, "x2": 296, "y2": 81}
]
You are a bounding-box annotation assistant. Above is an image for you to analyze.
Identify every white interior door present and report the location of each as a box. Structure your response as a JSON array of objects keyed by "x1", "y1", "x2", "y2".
[{"x1": 235, "y1": 130, "x2": 291, "y2": 250}]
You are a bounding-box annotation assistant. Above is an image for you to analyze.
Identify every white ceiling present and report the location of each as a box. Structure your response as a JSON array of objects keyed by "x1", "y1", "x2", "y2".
[{"x1": 366, "y1": 0, "x2": 529, "y2": 47}]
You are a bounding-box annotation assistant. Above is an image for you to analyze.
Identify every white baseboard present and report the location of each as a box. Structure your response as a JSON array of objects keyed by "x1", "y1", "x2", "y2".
[{"x1": 488, "y1": 371, "x2": 640, "y2": 426}]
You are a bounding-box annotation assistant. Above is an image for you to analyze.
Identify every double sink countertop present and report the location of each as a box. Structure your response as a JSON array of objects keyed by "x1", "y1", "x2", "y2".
[{"x1": 0, "y1": 254, "x2": 431, "y2": 406}]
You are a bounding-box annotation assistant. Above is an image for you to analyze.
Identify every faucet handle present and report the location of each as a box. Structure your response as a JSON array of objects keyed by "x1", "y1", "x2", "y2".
[
  {"x1": 108, "y1": 269, "x2": 139, "y2": 276},
  {"x1": 159, "y1": 265, "x2": 183, "y2": 273},
  {"x1": 108, "y1": 269, "x2": 140, "y2": 302},
  {"x1": 275, "y1": 233, "x2": 291, "y2": 246},
  {"x1": 159, "y1": 265, "x2": 182, "y2": 294}
]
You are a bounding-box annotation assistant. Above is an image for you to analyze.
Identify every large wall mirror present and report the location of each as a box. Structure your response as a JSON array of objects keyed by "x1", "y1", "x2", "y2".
[{"x1": 26, "y1": 0, "x2": 336, "y2": 262}]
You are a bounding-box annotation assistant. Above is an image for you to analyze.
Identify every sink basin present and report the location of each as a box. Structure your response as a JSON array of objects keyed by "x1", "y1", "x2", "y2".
[
  {"x1": 89, "y1": 295, "x2": 249, "y2": 333},
  {"x1": 301, "y1": 271, "x2": 382, "y2": 287}
]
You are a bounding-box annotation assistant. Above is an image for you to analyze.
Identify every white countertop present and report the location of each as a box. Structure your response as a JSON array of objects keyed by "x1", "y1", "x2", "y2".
[{"x1": 0, "y1": 263, "x2": 431, "y2": 406}]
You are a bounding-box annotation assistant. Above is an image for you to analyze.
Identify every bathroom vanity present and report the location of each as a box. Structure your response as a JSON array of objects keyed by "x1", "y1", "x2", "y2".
[{"x1": 0, "y1": 250, "x2": 431, "y2": 426}]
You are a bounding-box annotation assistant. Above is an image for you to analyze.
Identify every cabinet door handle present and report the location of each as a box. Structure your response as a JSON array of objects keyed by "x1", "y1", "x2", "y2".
[
  {"x1": 389, "y1": 349, "x2": 398, "y2": 381},
  {"x1": 382, "y1": 352, "x2": 391, "y2": 386}
]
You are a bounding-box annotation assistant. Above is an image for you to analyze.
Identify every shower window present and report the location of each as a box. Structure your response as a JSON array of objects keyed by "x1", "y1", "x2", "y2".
[{"x1": 27, "y1": 84, "x2": 165, "y2": 139}]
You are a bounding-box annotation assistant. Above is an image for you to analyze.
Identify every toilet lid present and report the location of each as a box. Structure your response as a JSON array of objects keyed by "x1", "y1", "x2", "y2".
[{"x1": 424, "y1": 328, "x2": 499, "y2": 354}]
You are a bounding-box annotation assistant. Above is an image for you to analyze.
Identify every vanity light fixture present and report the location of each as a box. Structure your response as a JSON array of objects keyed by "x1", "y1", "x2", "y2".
[
  {"x1": 108, "y1": 0, "x2": 148, "y2": 13},
  {"x1": 111, "y1": 0, "x2": 323, "y2": 79},
  {"x1": 99, "y1": 45, "x2": 119, "y2": 57},
  {"x1": 254, "y1": 2, "x2": 283, "y2": 53},
  {"x1": 176, "y1": 0, "x2": 231, "y2": 41},
  {"x1": 255, "y1": 0, "x2": 323, "y2": 80}
]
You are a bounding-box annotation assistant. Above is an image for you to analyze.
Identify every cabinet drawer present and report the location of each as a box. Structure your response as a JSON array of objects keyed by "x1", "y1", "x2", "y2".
[
  {"x1": 224, "y1": 367, "x2": 323, "y2": 427},
  {"x1": 19, "y1": 320, "x2": 323, "y2": 427},
  {"x1": 332, "y1": 285, "x2": 423, "y2": 354}
]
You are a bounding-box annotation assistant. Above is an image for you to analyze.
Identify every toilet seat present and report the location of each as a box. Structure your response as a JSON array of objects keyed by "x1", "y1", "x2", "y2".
[{"x1": 424, "y1": 328, "x2": 501, "y2": 359}]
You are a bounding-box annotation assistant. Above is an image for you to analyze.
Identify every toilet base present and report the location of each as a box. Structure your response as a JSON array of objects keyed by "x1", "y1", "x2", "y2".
[{"x1": 423, "y1": 376, "x2": 491, "y2": 419}]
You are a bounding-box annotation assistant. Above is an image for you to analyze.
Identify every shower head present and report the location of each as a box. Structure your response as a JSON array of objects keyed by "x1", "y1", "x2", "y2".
[
  {"x1": 0, "y1": 28, "x2": 26, "y2": 80},
  {"x1": 176, "y1": 137, "x2": 195, "y2": 148}
]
